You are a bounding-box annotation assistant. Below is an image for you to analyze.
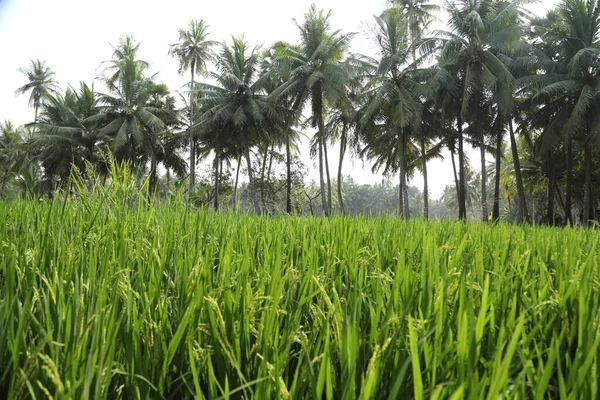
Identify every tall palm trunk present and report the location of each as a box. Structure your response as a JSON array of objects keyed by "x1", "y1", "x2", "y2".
[
  {"x1": 398, "y1": 171, "x2": 404, "y2": 217},
  {"x1": 410, "y1": 42, "x2": 428, "y2": 219},
  {"x1": 509, "y1": 120, "x2": 528, "y2": 223},
  {"x1": 232, "y1": 155, "x2": 241, "y2": 208},
  {"x1": 213, "y1": 151, "x2": 220, "y2": 211},
  {"x1": 317, "y1": 131, "x2": 328, "y2": 216},
  {"x1": 546, "y1": 150, "x2": 555, "y2": 225},
  {"x1": 244, "y1": 149, "x2": 261, "y2": 214},
  {"x1": 286, "y1": 137, "x2": 293, "y2": 213},
  {"x1": 450, "y1": 146, "x2": 459, "y2": 201},
  {"x1": 285, "y1": 96, "x2": 302, "y2": 214},
  {"x1": 266, "y1": 143, "x2": 274, "y2": 211},
  {"x1": 457, "y1": 113, "x2": 467, "y2": 220},
  {"x1": 492, "y1": 128, "x2": 502, "y2": 221},
  {"x1": 315, "y1": 89, "x2": 329, "y2": 217},
  {"x1": 583, "y1": 141, "x2": 592, "y2": 224},
  {"x1": 478, "y1": 117, "x2": 488, "y2": 221},
  {"x1": 398, "y1": 128, "x2": 409, "y2": 220},
  {"x1": 188, "y1": 67, "x2": 196, "y2": 198},
  {"x1": 149, "y1": 158, "x2": 158, "y2": 197},
  {"x1": 260, "y1": 141, "x2": 270, "y2": 209},
  {"x1": 420, "y1": 129, "x2": 429, "y2": 220},
  {"x1": 337, "y1": 124, "x2": 347, "y2": 214},
  {"x1": 565, "y1": 137, "x2": 573, "y2": 225},
  {"x1": 323, "y1": 136, "x2": 332, "y2": 214}
]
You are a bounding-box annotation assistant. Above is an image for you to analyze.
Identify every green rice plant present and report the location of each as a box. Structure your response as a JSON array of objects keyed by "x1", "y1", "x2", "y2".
[{"x1": 1, "y1": 163, "x2": 600, "y2": 399}]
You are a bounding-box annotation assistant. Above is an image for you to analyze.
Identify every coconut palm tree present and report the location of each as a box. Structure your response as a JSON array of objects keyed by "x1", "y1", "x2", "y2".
[
  {"x1": 90, "y1": 44, "x2": 172, "y2": 189},
  {"x1": 392, "y1": 0, "x2": 439, "y2": 219},
  {"x1": 169, "y1": 19, "x2": 216, "y2": 196},
  {"x1": 522, "y1": 9, "x2": 572, "y2": 224},
  {"x1": 15, "y1": 59, "x2": 59, "y2": 123},
  {"x1": 198, "y1": 36, "x2": 275, "y2": 214},
  {"x1": 261, "y1": 48, "x2": 303, "y2": 213},
  {"x1": 526, "y1": 0, "x2": 600, "y2": 224},
  {"x1": 427, "y1": 62, "x2": 470, "y2": 219},
  {"x1": 326, "y1": 83, "x2": 360, "y2": 214},
  {"x1": 32, "y1": 83, "x2": 103, "y2": 187},
  {"x1": 392, "y1": 0, "x2": 439, "y2": 47},
  {"x1": 272, "y1": 5, "x2": 354, "y2": 216},
  {"x1": 357, "y1": 7, "x2": 431, "y2": 219},
  {"x1": 437, "y1": 0, "x2": 525, "y2": 221},
  {"x1": 103, "y1": 35, "x2": 150, "y2": 86}
]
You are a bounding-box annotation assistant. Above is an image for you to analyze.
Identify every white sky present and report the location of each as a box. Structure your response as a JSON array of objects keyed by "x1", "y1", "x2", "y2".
[{"x1": 0, "y1": 0, "x2": 557, "y2": 198}]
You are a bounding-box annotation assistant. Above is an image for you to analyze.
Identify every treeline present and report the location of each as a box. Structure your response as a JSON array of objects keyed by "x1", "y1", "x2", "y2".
[{"x1": 2, "y1": 0, "x2": 600, "y2": 224}]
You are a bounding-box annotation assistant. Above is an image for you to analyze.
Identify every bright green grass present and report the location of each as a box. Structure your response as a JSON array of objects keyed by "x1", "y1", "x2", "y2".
[{"x1": 1, "y1": 174, "x2": 599, "y2": 399}]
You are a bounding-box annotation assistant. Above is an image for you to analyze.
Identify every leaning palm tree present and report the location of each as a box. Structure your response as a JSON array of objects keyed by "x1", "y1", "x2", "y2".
[
  {"x1": 15, "y1": 59, "x2": 59, "y2": 123},
  {"x1": 198, "y1": 36, "x2": 275, "y2": 214},
  {"x1": 169, "y1": 19, "x2": 216, "y2": 196},
  {"x1": 272, "y1": 4, "x2": 354, "y2": 216}
]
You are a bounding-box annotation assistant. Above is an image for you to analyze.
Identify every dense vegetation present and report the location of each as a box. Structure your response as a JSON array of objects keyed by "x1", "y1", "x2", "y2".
[
  {"x1": 1, "y1": 168, "x2": 599, "y2": 398},
  {"x1": 2, "y1": 0, "x2": 600, "y2": 224}
]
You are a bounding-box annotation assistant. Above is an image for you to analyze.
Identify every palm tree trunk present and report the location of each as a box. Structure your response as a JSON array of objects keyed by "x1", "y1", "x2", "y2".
[
  {"x1": 149, "y1": 158, "x2": 158, "y2": 197},
  {"x1": 286, "y1": 137, "x2": 293, "y2": 214},
  {"x1": 316, "y1": 103, "x2": 329, "y2": 217},
  {"x1": 420, "y1": 129, "x2": 429, "y2": 220},
  {"x1": 245, "y1": 149, "x2": 261, "y2": 214},
  {"x1": 266, "y1": 144, "x2": 274, "y2": 183},
  {"x1": 337, "y1": 124, "x2": 346, "y2": 214},
  {"x1": 403, "y1": 170, "x2": 409, "y2": 219},
  {"x1": 232, "y1": 155, "x2": 241, "y2": 208},
  {"x1": 492, "y1": 128, "x2": 502, "y2": 221},
  {"x1": 323, "y1": 136, "x2": 332, "y2": 214},
  {"x1": 479, "y1": 131, "x2": 488, "y2": 222},
  {"x1": 213, "y1": 151, "x2": 220, "y2": 211},
  {"x1": 285, "y1": 96, "x2": 302, "y2": 214},
  {"x1": 546, "y1": 150, "x2": 555, "y2": 225},
  {"x1": 188, "y1": 68, "x2": 196, "y2": 198},
  {"x1": 554, "y1": 181, "x2": 565, "y2": 218},
  {"x1": 317, "y1": 134, "x2": 328, "y2": 216},
  {"x1": 260, "y1": 141, "x2": 269, "y2": 209},
  {"x1": 266, "y1": 143, "x2": 274, "y2": 211},
  {"x1": 450, "y1": 146, "x2": 459, "y2": 201},
  {"x1": 457, "y1": 114, "x2": 467, "y2": 220},
  {"x1": 509, "y1": 120, "x2": 528, "y2": 223},
  {"x1": 398, "y1": 128, "x2": 409, "y2": 220},
  {"x1": 566, "y1": 137, "x2": 573, "y2": 225},
  {"x1": 398, "y1": 170, "x2": 403, "y2": 217},
  {"x1": 583, "y1": 141, "x2": 592, "y2": 224}
]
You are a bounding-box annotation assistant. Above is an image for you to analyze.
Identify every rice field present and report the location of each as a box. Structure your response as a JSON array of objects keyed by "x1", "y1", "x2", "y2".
[{"x1": 1, "y1": 172, "x2": 600, "y2": 399}]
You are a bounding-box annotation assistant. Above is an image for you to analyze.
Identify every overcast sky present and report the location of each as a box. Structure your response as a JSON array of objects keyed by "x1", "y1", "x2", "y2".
[{"x1": 0, "y1": 0, "x2": 558, "y2": 198}]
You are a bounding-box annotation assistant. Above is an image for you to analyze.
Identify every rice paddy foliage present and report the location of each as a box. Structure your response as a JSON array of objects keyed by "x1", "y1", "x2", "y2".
[{"x1": 1, "y1": 167, "x2": 600, "y2": 399}]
